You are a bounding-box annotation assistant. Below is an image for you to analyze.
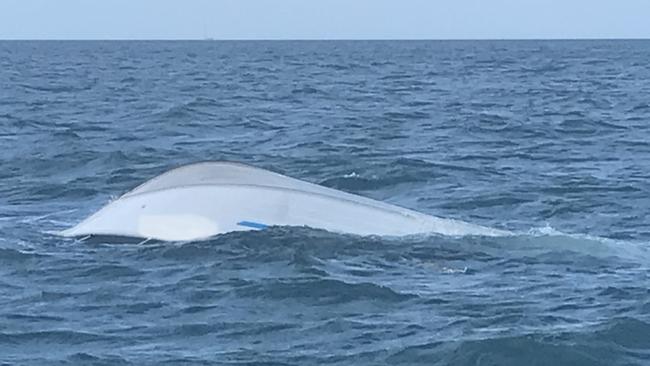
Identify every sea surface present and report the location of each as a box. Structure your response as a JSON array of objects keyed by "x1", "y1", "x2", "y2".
[{"x1": 1, "y1": 40, "x2": 650, "y2": 365}]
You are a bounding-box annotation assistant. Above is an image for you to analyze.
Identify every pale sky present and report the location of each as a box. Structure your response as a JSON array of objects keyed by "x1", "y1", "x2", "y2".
[{"x1": 1, "y1": 0, "x2": 649, "y2": 40}]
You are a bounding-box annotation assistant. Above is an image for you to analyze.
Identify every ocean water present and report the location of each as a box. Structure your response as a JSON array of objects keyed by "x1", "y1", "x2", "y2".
[{"x1": 1, "y1": 40, "x2": 650, "y2": 365}]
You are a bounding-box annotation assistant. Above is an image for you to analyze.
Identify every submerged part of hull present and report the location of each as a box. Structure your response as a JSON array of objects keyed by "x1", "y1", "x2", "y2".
[{"x1": 61, "y1": 162, "x2": 508, "y2": 241}]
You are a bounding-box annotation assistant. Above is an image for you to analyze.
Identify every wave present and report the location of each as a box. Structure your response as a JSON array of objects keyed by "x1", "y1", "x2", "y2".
[
  {"x1": 234, "y1": 278, "x2": 416, "y2": 304},
  {"x1": 0, "y1": 247, "x2": 46, "y2": 261},
  {"x1": 18, "y1": 80, "x2": 97, "y2": 93},
  {"x1": 78, "y1": 264, "x2": 144, "y2": 279},
  {"x1": 63, "y1": 219, "x2": 649, "y2": 266},
  {"x1": 65, "y1": 353, "x2": 129, "y2": 365},
  {"x1": 386, "y1": 317, "x2": 650, "y2": 366},
  {"x1": 0, "y1": 330, "x2": 118, "y2": 345}
]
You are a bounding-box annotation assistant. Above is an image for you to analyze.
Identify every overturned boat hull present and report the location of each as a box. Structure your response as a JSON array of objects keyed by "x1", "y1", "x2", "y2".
[{"x1": 61, "y1": 162, "x2": 507, "y2": 241}]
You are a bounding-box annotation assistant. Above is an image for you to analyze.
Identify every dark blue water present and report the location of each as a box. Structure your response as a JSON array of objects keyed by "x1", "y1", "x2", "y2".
[{"x1": 1, "y1": 40, "x2": 650, "y2": 365}]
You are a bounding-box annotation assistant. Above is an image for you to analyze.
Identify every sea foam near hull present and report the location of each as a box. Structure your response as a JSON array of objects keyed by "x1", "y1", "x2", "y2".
[{"x1": 61, "y1": 162, "x2": 507, "y2": 241}]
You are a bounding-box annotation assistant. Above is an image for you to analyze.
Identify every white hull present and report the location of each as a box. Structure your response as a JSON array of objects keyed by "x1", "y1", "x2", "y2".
[{"x1": 61, "y1": 162, "x2": 507, "y2": 241}]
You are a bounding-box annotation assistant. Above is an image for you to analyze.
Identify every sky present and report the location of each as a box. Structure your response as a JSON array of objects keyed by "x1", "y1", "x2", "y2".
[{"x1": 0, "y1": 0, "x2": 649, "y2": 40}]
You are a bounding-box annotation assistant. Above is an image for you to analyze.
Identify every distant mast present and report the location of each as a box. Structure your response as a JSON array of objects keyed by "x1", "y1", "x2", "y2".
[{"x1": 202, "y1": 21, "x2": 214, "y2": 40}]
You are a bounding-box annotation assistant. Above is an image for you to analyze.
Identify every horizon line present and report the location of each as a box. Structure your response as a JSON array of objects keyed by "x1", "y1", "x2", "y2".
[{"x1": 1, "y1": 37, "x2": 650, "y2": 41}]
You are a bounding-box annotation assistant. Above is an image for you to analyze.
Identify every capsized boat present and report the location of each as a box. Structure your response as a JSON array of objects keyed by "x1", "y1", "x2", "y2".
[{"x1": 61, "y1": 161, "x2": 508, "y2": 241}]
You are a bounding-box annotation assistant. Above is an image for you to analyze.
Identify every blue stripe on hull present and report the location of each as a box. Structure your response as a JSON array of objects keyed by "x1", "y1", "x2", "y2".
[{"x1": 237, "y1": 220, "x2": 268, "y2": 230}]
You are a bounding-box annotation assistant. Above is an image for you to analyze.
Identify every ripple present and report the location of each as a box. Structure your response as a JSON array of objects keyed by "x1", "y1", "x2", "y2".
[
  {"x1": 235, "y1": 278, "x2": 416, "y2": 304},
  {"x1": 0, "y1": 330, "x2": 118, "y2": 345}
]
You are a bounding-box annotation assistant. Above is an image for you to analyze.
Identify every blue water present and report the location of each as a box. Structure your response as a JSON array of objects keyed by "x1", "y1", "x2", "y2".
[{"x1": 1, "y1": 40, "x2": 650, "y2": 365}]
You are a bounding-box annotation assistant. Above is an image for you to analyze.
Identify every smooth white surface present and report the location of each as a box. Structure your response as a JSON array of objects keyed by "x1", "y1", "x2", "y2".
[{"x1": 61, "y1": 162, "x2": 508, "y2": 241}]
